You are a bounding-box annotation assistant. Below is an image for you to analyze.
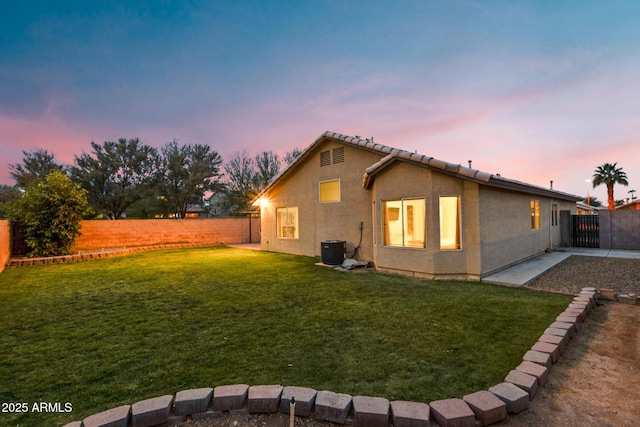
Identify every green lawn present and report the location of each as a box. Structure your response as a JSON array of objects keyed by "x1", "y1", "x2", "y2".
[{"x1": 0, "y1": 247, "x2": 571, "y2": 426}]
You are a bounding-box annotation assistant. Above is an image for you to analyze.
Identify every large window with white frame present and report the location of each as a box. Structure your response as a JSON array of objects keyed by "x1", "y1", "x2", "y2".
[
  {"x1": 439, "y1": 196, "x2": 461, "y2": 250},
  {"x1": 382, "y1": 198, "x2": 426, "y2": 248},
  {"x1": 277, "y1": 207, "x2": 298, "y2": 239}
]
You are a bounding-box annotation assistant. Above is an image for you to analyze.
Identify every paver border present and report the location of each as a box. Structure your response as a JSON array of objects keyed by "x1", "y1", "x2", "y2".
[{"x1": 5, "y1": 243, "x2": 221, "y2": 268}]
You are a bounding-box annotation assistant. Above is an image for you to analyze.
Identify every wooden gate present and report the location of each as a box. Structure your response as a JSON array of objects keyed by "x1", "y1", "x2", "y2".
[{"x1": 571, "y1": 215, "x2": 599, "y2": 248}]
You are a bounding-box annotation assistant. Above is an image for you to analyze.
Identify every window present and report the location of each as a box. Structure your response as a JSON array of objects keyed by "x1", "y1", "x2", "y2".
[
  {"x1": 531, "y1": 200, "x2": 541, "y2": 229},
  {"x1": 320, "y1": 151, "x2": 330, "y2": 167},
  {"x1": 552, "y1": 203, "x2": 558, "y2": 226},
  {"x1": 383, "y1": 198, "x2": 426, "y2": 248},
  {"x1": 277, "y1": 207, "x2": 298, "y2": 239},
  {"x1": 319, "y1": 180, "x2": 340, "y2": 203},
  {"x1": 439, "y1": 196, "x2": 461, "y2": 250}
]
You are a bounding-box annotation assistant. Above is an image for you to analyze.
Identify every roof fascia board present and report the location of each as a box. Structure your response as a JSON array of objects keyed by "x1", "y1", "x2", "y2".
[
  {"x1": 253, "y1": 131, "x2": 387, "y2": 202},
  {"x1": 364, "y1": 157, "x2": 581, "y2": 202}
]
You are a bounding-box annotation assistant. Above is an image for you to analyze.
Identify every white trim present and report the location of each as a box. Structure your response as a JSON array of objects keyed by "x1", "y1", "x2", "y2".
[{"x1": 439, "y1": 195, "x2": 462, "y2": 251}]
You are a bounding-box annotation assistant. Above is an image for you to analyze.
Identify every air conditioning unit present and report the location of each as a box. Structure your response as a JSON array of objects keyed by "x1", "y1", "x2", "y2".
[{"x1": 321, "y1": 240, "x2": 346, "y2": 265}]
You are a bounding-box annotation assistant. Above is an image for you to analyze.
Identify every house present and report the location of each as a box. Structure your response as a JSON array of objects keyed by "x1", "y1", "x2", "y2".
[
  {"x1": 185, "y1": 204, "x2": 208, "y2": 218},
  {"x1": 615, "y1": 200, "x2": 640, "y2": 210},
  {"x1": 254, "y1": 131, "x2": 581, "y2": 281},
  {"x1": 575, "y1": 201, "x2": 602, "y2": 215}
]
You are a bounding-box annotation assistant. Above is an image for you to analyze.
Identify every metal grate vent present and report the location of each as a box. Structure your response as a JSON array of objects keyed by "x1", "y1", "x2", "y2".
[
  {"x1": 320, "y1": 150, "x2": 330, "y2": 167},
  {"x1": 332, "y1": 147, "x2": 345, "y2": 164}
]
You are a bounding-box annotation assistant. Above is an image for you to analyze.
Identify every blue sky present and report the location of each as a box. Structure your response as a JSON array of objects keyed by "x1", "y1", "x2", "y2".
[{"x1": 2, "y1": 0, "x2": 639, "y2": 202}]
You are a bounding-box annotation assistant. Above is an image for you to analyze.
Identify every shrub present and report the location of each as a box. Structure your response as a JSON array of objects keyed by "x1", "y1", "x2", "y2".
[{"x1": 7, "y1": 170, "x2": 91, "y2": 257}]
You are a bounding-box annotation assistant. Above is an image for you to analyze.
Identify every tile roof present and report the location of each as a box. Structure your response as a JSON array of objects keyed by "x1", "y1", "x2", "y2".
[{"x1": 254, "y1": 131, "x2": 582, "y2": 202}]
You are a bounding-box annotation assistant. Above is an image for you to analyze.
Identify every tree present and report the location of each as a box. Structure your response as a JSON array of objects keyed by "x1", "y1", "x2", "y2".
[
  {"x1": 583, "y1": 196, "x2": 602, "y2": 207},
  {"x1": 70, "y1": 138, "x2": 160, "y2": 219},
  {"x1": 6, "y1": 170, "x2": 91, "y2": 257},
  {"x1": 284, "y1": 147, "x2": 303, "y2": 166},
  {"x1": 0, "y1": 185, "x2": 21, "y2": 218},
  {"x1": 220, "y1": 149, "x2": 290, "y2": 215},
  {"x1": 159, "y1": 140, "x2": 224, "y2": 218},
  {"x1": 592, "y1": 163, "x2": 629, "y2": 210},
  {"x1": 9, "y1": 149, "x2": 64, "y2": 189},
  {"x1": 253, "y1": 151, "x2": 281, "y2": 192},
  {"x1": 222, "y1": 150, "x2": 256, "y2": 213}
]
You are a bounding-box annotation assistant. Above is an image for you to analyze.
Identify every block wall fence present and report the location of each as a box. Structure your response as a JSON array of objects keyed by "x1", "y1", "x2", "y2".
[
  {"x1": 2, "y1": 218, "x2": 261, "y2": 267},
  {"x1": 559, "y1": 210, "x2": 640, "y2": 250},
  {"x1": 599, "y1": 210, "x2": 640, "y2": 250},
  {"x1": 72, "y1": 218, "x2": 261, "y2": 251},
  {"x1": 0, "y1": 220, "x2": 10, "y2": 273}
]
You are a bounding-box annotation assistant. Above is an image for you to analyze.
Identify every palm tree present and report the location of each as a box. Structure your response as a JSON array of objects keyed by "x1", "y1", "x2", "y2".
[{"x1": 592, "y1": 163, "x2": 629, "y2": 210}]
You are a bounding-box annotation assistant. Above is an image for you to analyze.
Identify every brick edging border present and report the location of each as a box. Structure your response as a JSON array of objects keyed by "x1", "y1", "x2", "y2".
[
  {"x1": 5, "y1": 243, "x2": 223, "y2": 268},
  {"x1": 62, "y1": 287, "x2": 606, "y2": 427}
]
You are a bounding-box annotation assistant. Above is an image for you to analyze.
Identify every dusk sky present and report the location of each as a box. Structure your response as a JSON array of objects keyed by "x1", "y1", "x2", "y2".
[{"x1": 2, "y1": 1, "x2": 639, "y2": 202}]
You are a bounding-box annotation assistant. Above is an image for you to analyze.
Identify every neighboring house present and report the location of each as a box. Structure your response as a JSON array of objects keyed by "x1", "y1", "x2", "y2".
[
  {"x1": 575, "y1": 201, "x2": 602, "y2": 215},
  {"x1": 185, "y1": 204, "x2": 207, "y2": 218},
  {"x1": 615, "y1": 200, "x2": 640, "y2": 210},
  {"x1": 254, "y1": 131, "x2": 581, "y2": 281}
]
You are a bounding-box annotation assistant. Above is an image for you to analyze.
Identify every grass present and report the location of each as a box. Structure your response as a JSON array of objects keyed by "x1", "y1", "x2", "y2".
[{"x1": 0, "y1": 246, "x2": 572, "y2": 426}]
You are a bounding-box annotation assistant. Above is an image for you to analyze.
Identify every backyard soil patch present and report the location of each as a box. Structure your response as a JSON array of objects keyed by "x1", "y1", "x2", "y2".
[
  {"x1": 495, "y1": 301, "x2": 640, "y2": 427},
  {"x1": 178, "y1": 256, "x2": 640, "y2": 426},
  {"x1": 526, "y1": 254, "x2": 640, "y2": 296}
]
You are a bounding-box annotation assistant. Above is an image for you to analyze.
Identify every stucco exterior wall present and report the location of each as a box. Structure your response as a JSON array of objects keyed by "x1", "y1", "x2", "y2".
[
  {"x1": 0, "y1": 220, "x2": 10, "y2": 273},
  {"x1": 260, "y1": 142, "x2": 383, "y2": 260},
  {"x1": 478, "y1": 187, "x2": 574, "y2": 275},
  {"x1": 258, "y1": 133, "x2": 580, "y2": 281},
  {"x1": 370, "y1": 162, "x2": 482, "y2": 280}
]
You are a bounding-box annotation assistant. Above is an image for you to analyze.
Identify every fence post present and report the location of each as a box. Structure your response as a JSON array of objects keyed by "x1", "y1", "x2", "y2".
[
  {"x1": 559, "y1": 211, "x2": 571, "y2": 247},
  {"x1": 599, "y1": 210, "x2": 611, "y2": 249}
]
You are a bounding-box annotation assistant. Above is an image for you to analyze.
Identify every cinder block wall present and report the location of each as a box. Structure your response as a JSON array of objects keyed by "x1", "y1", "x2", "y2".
[
  {"x1": 73, "y1": 218, "x2": 261, "y2": 251},
  {"x1": 0, "y1": 220, "x2": 10, "y2": 272},
  {"x1": 599, "y1": 210, "x2": 640, "y2": 250}
]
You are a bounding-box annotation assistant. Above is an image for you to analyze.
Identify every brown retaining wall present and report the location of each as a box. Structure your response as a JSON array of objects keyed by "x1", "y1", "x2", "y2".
[{"x1": 0, "y1": 220, "x2": 10, "y2": 273}]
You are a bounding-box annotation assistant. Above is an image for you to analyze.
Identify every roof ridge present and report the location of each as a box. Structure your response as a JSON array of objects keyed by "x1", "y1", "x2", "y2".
[{"x1": 254, "y1": 131, "x2": 581, "y2": 203}]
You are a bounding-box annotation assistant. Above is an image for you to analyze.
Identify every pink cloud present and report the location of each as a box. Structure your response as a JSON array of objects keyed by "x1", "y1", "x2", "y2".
[{"x1": 0, "y1": 114, "x2": 91, "y2": 185}]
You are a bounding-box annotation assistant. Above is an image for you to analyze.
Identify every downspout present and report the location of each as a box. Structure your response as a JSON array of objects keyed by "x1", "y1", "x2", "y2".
[
  {"x1": 548, "y1": 199, "x2": 553, "y2": 251},
  {"x1": 548, "y1": 181, "x2": 554, "y2": 251}
]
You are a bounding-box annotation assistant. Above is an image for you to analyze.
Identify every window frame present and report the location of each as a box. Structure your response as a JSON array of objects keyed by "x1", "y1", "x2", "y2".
[
  {"x1": 319, "y1": 179, "x2": 341, "y2": 203},
  {"x1": 381, "y1": 197, "x2": 426, "y2": 249},
  {"x1": 439, "y1": 195, "x2": 462, "y2": 251},
  {"x1": 531, "y1": 200, "x2": 541, "y2": 229},
  {"x1": 276, "y1": 206, "x2": 299, "y2": 239}
]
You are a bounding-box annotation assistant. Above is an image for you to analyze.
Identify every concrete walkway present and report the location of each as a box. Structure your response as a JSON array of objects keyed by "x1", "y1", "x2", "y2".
[
  {"x1": 227, "y1": 243, "x2": 262, "y2": 250},
  {"x1": 481, "y1": 248, "x2": 640, "y2": 287}
]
